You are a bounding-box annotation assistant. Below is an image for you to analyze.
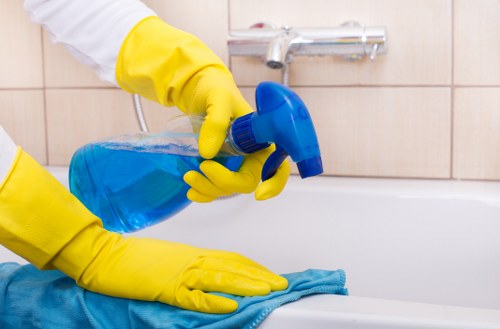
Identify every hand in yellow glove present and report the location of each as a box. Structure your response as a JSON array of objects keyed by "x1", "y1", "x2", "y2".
[
  {"x1": 0, "y1": 148, "x2": 288, "y2": 313},
  {"x1": 116, "y1": 16, "x2": 290, "y2": 201},
  {"x1": 184, "y1": 146, "x2": 291, "y2": 202}
]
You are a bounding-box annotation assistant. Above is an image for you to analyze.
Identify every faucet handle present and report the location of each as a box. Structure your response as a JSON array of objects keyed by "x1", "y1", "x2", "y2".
[{"x1": 250, "y1": 22, "x2": 279, "y2": 30}]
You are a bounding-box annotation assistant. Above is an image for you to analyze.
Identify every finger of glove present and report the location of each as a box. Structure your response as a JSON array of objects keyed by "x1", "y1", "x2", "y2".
[
  {"x1": 199, "y1": 159, "x2": 260, "y2": 194},
  {"x1": 174, "y1": 287, "x2": 238, "y2": 314},
  {"x1": 185, "y1": 268, "x2": 271, "y2": 297},
  {"x1": 198, "y1": 84, "x2": 253, "y2": 159},
  {"x1": 207, "y1": 250, "x2": 272, "y2": 272},
  {"x1": 191, "y1": 257, "x2": 288, "y2": 291},
  {"x1": 198, "y1": 94, "x2": 232, "y2": 159},
  {"x1": 255, "y1": 159, "x2": 291, "y2": 200},
  {"x1": 186, "y1": 188, "x2": 218, "y2": 203},
  {"x1": 184, "y1": 168, "x2": 232, "y2": 199}
]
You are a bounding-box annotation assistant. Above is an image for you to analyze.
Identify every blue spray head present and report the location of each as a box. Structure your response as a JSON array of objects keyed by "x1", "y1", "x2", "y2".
[{"x1": 231, "y1": 81, "x2": 323, "y2": 180}]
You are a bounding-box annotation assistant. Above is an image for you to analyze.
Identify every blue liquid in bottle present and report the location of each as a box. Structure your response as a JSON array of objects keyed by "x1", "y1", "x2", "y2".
[{"x1": 69, "y1": 141, "x2": 243, "y2": 233}]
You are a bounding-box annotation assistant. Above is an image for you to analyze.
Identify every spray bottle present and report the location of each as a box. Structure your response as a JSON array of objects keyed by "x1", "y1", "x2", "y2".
[{"x1": 69, "y1": 81, "x2": 323, "y2": 232}]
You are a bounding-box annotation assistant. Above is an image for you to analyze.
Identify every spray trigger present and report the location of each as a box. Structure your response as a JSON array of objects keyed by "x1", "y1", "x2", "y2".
[{"x1": 261, "y1": 144, "x2": 289, "y2": 181}]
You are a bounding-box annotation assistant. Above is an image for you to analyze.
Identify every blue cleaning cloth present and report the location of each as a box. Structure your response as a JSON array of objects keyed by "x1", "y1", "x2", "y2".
[{"x1": 0, "y1": 263, "x2": 347, "y2": 329}]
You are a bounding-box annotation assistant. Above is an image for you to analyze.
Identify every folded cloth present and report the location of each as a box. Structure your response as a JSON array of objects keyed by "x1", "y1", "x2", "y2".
[{"x1": 0, "y1": 263, "x2": 347, "y2": 329}]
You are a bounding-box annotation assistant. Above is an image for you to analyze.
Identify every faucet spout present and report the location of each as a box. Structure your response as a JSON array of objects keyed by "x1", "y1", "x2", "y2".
[{"x1": 265, "y1": 27, "x2": 297, "y2": 69}]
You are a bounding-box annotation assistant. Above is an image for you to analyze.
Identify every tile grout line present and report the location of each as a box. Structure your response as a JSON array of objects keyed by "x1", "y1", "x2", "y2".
[
  {"x1": 40, "y1": 29, "x2": 50, "y2": 166},
  {"x1": 235, "y1": 84, "x2": 500, "y2": 89},
  {"x1": 4, "y1": 85, "x2": 500, "y2": 91},
  {"x1": 450, "y1": 0, "x2": 455, "y2": 180},
  {"x1": 227, "y1": 0, "x2": 232, "y2": 71}
]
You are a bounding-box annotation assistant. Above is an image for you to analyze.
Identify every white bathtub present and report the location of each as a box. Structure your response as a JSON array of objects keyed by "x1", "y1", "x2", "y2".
[{"x1": 2, "y1": 167, "x2": 500, "y2": 328}]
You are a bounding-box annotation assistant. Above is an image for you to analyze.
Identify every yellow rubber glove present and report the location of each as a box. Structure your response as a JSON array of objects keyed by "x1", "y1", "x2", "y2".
[
  {"x1": 116, "y1": 16, "x2": 290, "y2": 201},
  {"x1": 0, "y1": 148, "x2": 288, "y2": 313}
]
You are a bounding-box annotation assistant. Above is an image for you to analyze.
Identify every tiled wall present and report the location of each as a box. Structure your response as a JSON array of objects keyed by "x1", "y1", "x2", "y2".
[{"x1": 1, "y1": 0, "x2": 500, "y2": 180}]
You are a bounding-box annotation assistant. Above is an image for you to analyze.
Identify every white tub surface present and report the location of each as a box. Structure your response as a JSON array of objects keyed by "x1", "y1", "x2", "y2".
[
  {"x1": 1, "y1": 167, "x2": 500, "y2": 328},
  {"x1": 259, "y1": 294, "x2": 500, "y2": 329}
]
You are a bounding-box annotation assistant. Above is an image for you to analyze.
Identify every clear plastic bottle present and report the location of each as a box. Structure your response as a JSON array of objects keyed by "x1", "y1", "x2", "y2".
[{"x1": 69, "y1": 115, "x2": 243, "y2": 233}]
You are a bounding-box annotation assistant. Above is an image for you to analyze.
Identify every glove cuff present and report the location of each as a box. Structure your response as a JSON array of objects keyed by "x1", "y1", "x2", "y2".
[
  {"x1": 0, "y1": 148, "x2": 101, "y2": 269},
  {"x1": 116, "y1": 16, "x2": 228, "y2": 109},
  {"x1": 51, "y1": 222, "x2": 122, "y2": 285}
]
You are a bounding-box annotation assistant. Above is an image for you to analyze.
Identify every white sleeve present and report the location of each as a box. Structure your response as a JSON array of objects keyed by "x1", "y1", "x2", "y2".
[
  {"x1": 0, "y1": 127, "x2": 19, "y2": 185},
  {"x1": 24, "y1": 0, "x2": 157, "y2": 86}
]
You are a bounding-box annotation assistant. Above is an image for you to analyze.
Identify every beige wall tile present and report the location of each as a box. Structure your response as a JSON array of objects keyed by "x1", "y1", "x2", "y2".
[
  {"x1": 242, "y1": 87, "x2": 451, "y2": 178},
  {"x1": 230, "y1": 0, "x2": 452, "y2": 86},
  {"x1": 46, "y1": 89, "x2": 137, "y2": 165},
  {"x1": 454, "y1": 88, "x2": 500, "y2": 179},
  {"x1": 454, "y1": 0, "x2": 500, "y2": 85},
  {"x1": 134, "y1": 96, "x2": 184, "y2": 133},
  {"x1": 45, "y1": 90, "x2": 182, "y2": 165},
  {"x1": 0, "y1": 90, "x2": 46, "y2": 164},
  {"x1": 43, "y1": 32, "x2": 111, "y2": 88},
  {"x1": 143, "y1": 0, "x2": 229, "y2": 63},
  {"x1": 0, "y1": 1, "x2": 43, "y2": 88}
]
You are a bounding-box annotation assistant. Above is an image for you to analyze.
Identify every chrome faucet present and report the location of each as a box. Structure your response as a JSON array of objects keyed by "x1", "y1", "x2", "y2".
[{"x1": 228, "y1": 21, "x2": 388, "y2": 84}]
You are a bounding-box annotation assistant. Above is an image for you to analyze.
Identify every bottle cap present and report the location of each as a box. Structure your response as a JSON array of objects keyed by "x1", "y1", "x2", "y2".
[{"x1": 230, "y1": 113, "x2": 270, "y2": 154}]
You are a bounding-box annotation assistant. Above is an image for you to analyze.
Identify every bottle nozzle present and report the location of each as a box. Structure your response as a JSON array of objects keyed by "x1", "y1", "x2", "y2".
[{"x1": 297, "y1": 156, "x2": 323, "y2": 178}]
